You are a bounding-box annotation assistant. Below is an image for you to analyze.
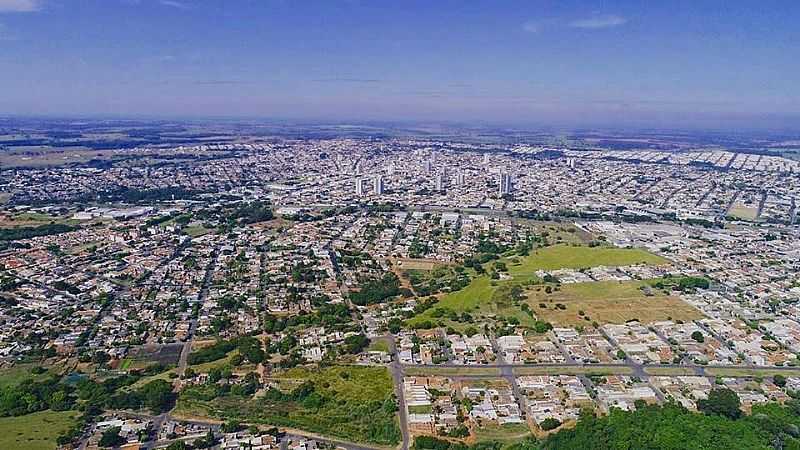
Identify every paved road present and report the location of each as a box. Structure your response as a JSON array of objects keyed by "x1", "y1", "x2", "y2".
[
  {"x1": 401, "y1": 362, "x2": 800, "y2": 374},
  {"x1": 387, "y1": 334, "x2": 411, "y2": 450}
]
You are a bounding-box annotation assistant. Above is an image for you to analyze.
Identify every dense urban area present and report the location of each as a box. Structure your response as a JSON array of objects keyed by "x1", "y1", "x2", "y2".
[{"x1": 2, "y1": 125, "x2": 800, "y2": 450}]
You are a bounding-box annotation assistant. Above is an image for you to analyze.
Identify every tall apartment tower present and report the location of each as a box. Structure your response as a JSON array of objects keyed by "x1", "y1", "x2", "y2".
[
  {"x1": 499, "y1": 173, "x2": 512, "y2": 196},
  {"x1": 355, "y1": 178, "x2": 367, "y2": 196},
  {"x1": 373, "y1": 176, "x2": 385, "y2": 195},
  {"x1": 435, "y1": 173, "x2": 445, "y2": 192}
]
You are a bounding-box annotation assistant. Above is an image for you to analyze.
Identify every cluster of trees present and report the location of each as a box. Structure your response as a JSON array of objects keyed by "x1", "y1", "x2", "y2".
[
  {"x1": 350, "y1": 273, "x2": 401, "y2": 306},
  {"x1": 0, "y1": 376, "x2": 75, "y2": 416},
  {"x1": 228, "y1": 201, "x2": 274, "y2": 224},
  {"x1": 541, "y1": 394, "x2": 800, "y2": 450},
  {"x1": 0, "y1": 223, "x2": 77, "y2": 242},
  {"x1": 187, "y1": 339, "x2": 238, "y2": 365},
  {"x1": 262, "y1": 303, "x2": 353, "y2": 333},
  {"x1": 413, "y1": 435, "x2": 534, "y2": 450},
  {"x1": 188, "y1": 336, "x2": 267, "y2": 366},
  {"x1": 651, "y1": 276, "x2": 711, "y2": 292}
]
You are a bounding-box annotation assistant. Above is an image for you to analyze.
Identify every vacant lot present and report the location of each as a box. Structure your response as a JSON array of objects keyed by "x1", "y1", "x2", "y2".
[
  {"x1": 729, "y1": 204, "x2": 759, "y2": 221},
  {"x1": 394, "y1": 258, "x2": 442, "y2": 271},
  {"x1": 175, "y1": 365, "x2": 400, "y2": 445},
  {"x1": 528, "y1": 280, "x2": 702, "y2": 326},
  {"x1": 0, "y1": 410, "x2": 79, "y2": 450}
]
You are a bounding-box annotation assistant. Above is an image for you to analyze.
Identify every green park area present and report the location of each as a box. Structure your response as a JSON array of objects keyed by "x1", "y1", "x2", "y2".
[
  {"x1": 407, "y1": 244, "x2": 672, "y2": 330},
  {"x1": 0, "y1": 409, "x2": 80, "y2": 450},
  {"x1": 174, "y1": 364, "x2": 401, "y2": 446}
]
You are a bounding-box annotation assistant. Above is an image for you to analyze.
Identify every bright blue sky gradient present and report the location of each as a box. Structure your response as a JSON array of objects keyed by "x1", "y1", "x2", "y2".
[{"x1": 1, "y1": 0, "x2": 799, "y2": 129}]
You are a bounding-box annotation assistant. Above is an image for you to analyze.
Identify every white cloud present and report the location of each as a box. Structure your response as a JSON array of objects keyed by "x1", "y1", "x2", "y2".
[
  {"x1": 0, "y1": 0, "x2": 40, "y2": 12},
  {"x1": 569, "y1": 14, "x2": 627, "y2": 29},
  {"x1": 159, "y1": 0, "x2": 187, "y2": 9},
  {"x1": 522, "y1": 21, "x2": 539, "y2": 33}
]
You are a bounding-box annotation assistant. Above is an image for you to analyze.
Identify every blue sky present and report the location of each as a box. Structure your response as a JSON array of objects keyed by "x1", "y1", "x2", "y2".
[{"x1": 1, "y1": 0, "x2": 799, "y2": 129}]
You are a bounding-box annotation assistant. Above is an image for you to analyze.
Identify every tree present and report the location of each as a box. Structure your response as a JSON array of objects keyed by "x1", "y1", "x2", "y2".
[
  {"x1": 540, "y1": 417, "x2": 562, "y2": 431},
  {"x1": 773, "y1": 374, "x2": 787, "y2": 387},
  {"x1": 99, "y1": 426, "x2": 125, "y2": 448},
  {"x1": 221, "y1": 419, "x2": 241, "y2": 433},
  {"x1": 691, "y1": 331, "x2": 705, "y2": 343},
  {"x1": 139, "y1": 379, "x2": 175, "y2": 413},
  {"x1": 698, "y1": 388, "x2": 741, "y2": 419},
  {"x1": 166, "y1": 441, "x2": 188, "y2": 450}
]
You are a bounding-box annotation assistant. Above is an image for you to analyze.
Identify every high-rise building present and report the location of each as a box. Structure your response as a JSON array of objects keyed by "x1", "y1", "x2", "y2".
[
  {"x1": 483, "y1": 153, "x2": 490, "y2": 166},
  {"x1": 355, "y1": 178, "x2": 367, "y2": 196},
  {"x1": 424, "y1": 159, "x2": 432, "y2": 173},
  {"x1": 373, "y1": 175, "x2": 384, "y2": 195},
  {"x1": 456, "y1": 172, "x2": 465, "y2": 186},
  {"x1": 499, "y1": 173, "x2": 512, "y2": 196},
  {"x1": 435, "y1": 173, "x2": 445, "y2": 192}
]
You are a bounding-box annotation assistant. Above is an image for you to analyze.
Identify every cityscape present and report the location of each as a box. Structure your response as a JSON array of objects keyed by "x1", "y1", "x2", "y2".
[
  {"x1": 0, "y1": 121, "x2": 799, "y2": 450},
  {"x1": 1, "y1": 1, "x2": 800, "y2": 450}
]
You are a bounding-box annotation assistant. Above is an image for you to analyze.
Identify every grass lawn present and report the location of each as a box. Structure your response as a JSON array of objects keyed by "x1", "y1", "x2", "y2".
[
  {"x1": 472, "y1": 422, "x2": 531, "y2": 443},
  {"x1": 0, "y1": 410, "x2": 80, "y2": 450},
  {"x1": 705, "y1": 367, "x2": 800, "y2": 378},
  {"x1": 0, "y1": 363, "x2": 62, "y2": 389},
  {"x1": 368, "y1": 339, "x2": 391, "y2": 353},
  {"x1": 409, "y1": 404, "x2": 433, "y2": 414},
  {"x1": 644, "y1": 367, "x2": 700, "y2": 376},
  {"x1": 407, "y1": 245, "x2": 670, "y2": 329},
  {"x1": 506, "y1": 244, "x2": 667, "y2": 279},
  {"x1": 513, "y1": 366, "x2": 633, "y2": 376},
  {"x1": 184, "y1": 225, "x2": 212, "y2": 237},
  {"x1": 403, "y1": 366, "x2": 502, "y2": 377},
  {"x1": 175, "y1": 365, "x2": 401, "y2": 445},
  {"x1": 528, "y1": 279, "x2": 702, "y2": 326}
]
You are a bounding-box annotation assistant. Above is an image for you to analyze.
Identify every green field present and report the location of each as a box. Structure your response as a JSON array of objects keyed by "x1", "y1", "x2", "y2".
[
  {"x1": 472, "y1": 422, "x2": 532, "y2": 443},
  {"x1": 0, "y1": 410, "x2": 79, "y2": 450},
  {"x1": 0, "y1": 363, "x2": 63, "y2": 389},
  {"x1": 175, "y1": 365, "x2": 401, "y2": 445},
  {"x1": 507, "y1": 244, "x2": 667, "y2": 279},
  {"x1": 407, "y1": 245, "x2": 668, "y2": 329}
]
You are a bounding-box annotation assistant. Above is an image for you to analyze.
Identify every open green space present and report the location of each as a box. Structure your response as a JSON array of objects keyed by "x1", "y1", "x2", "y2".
[
  {"x1": 175, "y1": 364, "x2": 401, "y2": 446},
  {"x1": 0, "y1": 363, "x2": 64, "y2": 389},
  {"x1": 528, "y1": 279, "x2": 702, "y2": 326},
  {"x1": 506, "y1": 244, "x2": 667, "y2": 280},
  {"x1": 513, "y1": 366, "x2": 633, "y2": 376},
  {"x1": 704, "y1": 367, "x2": 800, "y2": 378},
  {"x1": 473, "y1": 422, "x2": 532, "y2": 443},
  {"x1": 403, "y1": 366, "x2": 502, "y2": 377},
  {"x1": 407, "y1": 245, "x2": 669, "y2": 330},
  {"x1": 0, "y1": 409, "x2": 80, "y2": 450}
]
